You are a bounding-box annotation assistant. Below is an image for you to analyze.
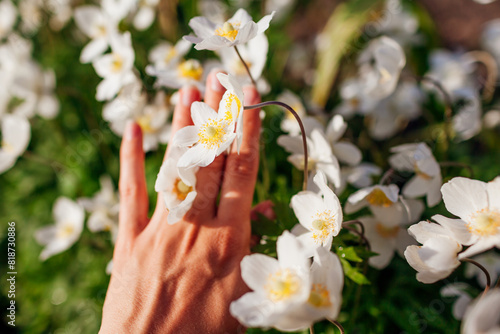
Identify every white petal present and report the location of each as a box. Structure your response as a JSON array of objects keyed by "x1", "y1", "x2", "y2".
[
  {"x1": 333, "y1": 142, "x2": 362, "y2": 166},
  {"x1": 177, "y1": 145, "x2": 217, "y2": 168},
  {"x1": 80, "y1": 38, "x2": 108, "y2": 63},
  {"x1": 432, "y1": 214, "x2": 473, "y2": 245},
  {"x1": 256, "y1": 11, "x2": 275, "y2": 34},
  {"x1": 277, "y1": 231, "x2": 309, "y2": 271},
  {"x1": 191, "y1": 101, "x2": 218, "y2": 126},
  {"x1": 441, "y1": 177, "x2": 487, "y2": 221},
  {"x1": 172, "y1": 126, "x2": 199, "y2": 147},
  {"x1": 188, "y1": 16, "x2": 217, "y2": 39},
  {"x1": 326, "y1": 114, "x2": 347, "y2": 143},
  {"x1": 230, "y1": 292, "x2": 277, "y2": 328},
  {"x1": 486, "y1": 177, "x2": 500, "y2": 212},
  {"x1": 240, "y1": 254, "x2": 280, "y2": 292},
  {"x1": 167, "y1": 191, "x2": 197, "y2": 224}
]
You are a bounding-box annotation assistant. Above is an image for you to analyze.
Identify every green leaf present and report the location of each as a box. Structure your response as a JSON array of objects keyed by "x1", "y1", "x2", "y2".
[
  {"x1": 340, "y1": 258, "x2": 371, "y2": 285},
  {"x1": 336, "y1": 246, "x2": 363, "y2": 262}
]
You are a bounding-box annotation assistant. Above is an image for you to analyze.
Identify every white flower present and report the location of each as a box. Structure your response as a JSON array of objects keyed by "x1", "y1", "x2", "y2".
[
  {"x1": 473, "y1": 0, "x2": 497, "y2": 4},
  {"x1": 216, "y1": 73, "x2": 245, "y2": 151},
  {"x1": 291, "y1": 171, "x2": 343, "y2": 255},
  {"x1": 101, "y1": 0, "x2": 136, "y2": 23},
  {"x1": 148, "y1": 39, "x2": 192, "y2": 71},
  {"x1": 19, "y1": 0, "x2": 42, "y2": 33},
  {"x1": 278, "y1": 90, "x2": 307, "y2": 136},
  {"x1": 452, "y1": 88, "x2": 482, "y2": 141},
  {"x1": 461, "y1": 289, "x2": 500, "y2": 334},
  {"x1": 147, "y1": 58, "x2": 206, "y2": 91},
  {"x1": 425, "y1": 50, "x2": 476, "y2": 93},
  {"x1": 389, "y1": 142, "x2": 442, "y2": 207},
  {"x1": 103, "y1": 79, "x2": 147, "y2": 126},
  {"x1": 78, "y1": 176, "x2": 119, "y2": 242},
  {"x1": 132, "y1": 0, "x2": 159, "y2": 31},
  {"x1": 372, "y1": 0, "x2": 421, "y2": 47},
  {"x1": 341, "y1": 163, "x2": 382, "y2": 189},
  {"x1": 326, "y1": 115, "x2": 362, "y2": 166},
  {"x1": 334, "y1": 78, "x2": 377, "y2": 118},
  {"x1": 278, "y1": 128, "x2": 342, "y2": 189},
  {"x1": 0, "y1": 114, "x2": 31, "y2": 174},
  {"x1": 441, "y1": 176, "x2": 500, "y2": 258},
  {"x1": 405, "y1": 220, "x2": 462, "y2": 284},
  {"x1": 465, "y1": 251, "x2": 500, "y2": 288},
  {"x1": 35, "y1": 197, "x2": 85, "y2": 261},
  {"x1": 230, "y1": 231, "x2": 311, "y2": 331},
  {"x1": 482, "y1": 19, "x2": 500, "y2": 66},
  {"x1": 361, "y1": 216, "x2": 415, "y2": 269},
  {"x1": 0, "y1": 0, "x2": 16, "y2": 39},
  {"x1": 74, "y1": 5, "x2": 119, "y2": 63},
  {"x1": 137, "y1": 91, "x2": 173, "y2": 151},
  {"x1": 440, "y1": 283, "x2": 473, "y2": 320},
  {"x1": 92, "y1": 32, "x2": 136, "y2": 101},
  {"x1": 218, "y1": 32, "x2": 269, "y2": 86},
  {"x1": 357, "y1": 36, "x2": 406, "y2": 100},
  {"x1": 155, "y1": 146, "x2": 198, "y2": 224},
  {"x1": 46, "y1": 0, "x2": 73, "y2": 31},
  {"x1": 184, "y1": 8, "x2": 275, "y2": 51},
  {"x1": 172, "y1": 101, "x2": 236, "y2": 168}
]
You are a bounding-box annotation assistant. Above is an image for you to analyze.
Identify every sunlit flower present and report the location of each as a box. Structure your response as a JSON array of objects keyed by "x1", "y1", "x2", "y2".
[
  {"x1": 291, "y1": 171, "x2": 342, "y2": 255},
  {"x1": 92, "y1": 32, "x2": 136, "y2": 101},
  {"x1": 0, "y1": 0, "x2": 17, "y2": 39},
  {"x1": 357, "y1": 36, "x2": 406, "y2": 100},
  {"x1": 184, "y1": 8, "x2": 275, "y2": 51},
  {"x1": 35, "y1": 197, "x2": 85, "y2": 261},
  {"x1": 334, "y1": 78, "x2": 377, "y2": 118},
  {"x1": 389, "y1": 142, "x2": 442, "y2": 207},
  {"x1": 452, "y1": 88, "x2": 482, "y2": 141},
  {"x1": 465, "y1": 251, "x2": 500, "y2": 288},
  {"x1": 440, "y1": 176, "x2": 500, "y2": 258},
  {"x1": 361, "y1": 216, "x2": 415, "y2": 269},
  {"x1": 230, "y1": 231, "x2": 311, "y2": 331},
  {"x1": 155, "y1": 146, "x2": 198, "y2": 224},
  {"x1": 440, "y1": 283, "x2": 473, "y2": 320},
  {"x1": 461, "y1": 289, "x2": 500, "y2": 334},
  {"x1": 78, "y1": 176, "x2": 119, "y2": 242},
  {"x1": 147, "y1": 58, "x2": 207, "y2": 91},
  {"x1": 103, "y1": 78, "x2": 147, "y2": 129},
  {"x1": 326, "y1": 115, "x2": 362, "y2": 166},
  {"x1": 0, "y1": 114, "x2": 31, "y2": 174},
  {"x1": 216, "y1": 73, "x2": 245, "y2": 151},
  {"x1": 101, "y1": 0, "x2": 136, "y2": 23},
  {"x1": 278, "y1": 90, "x2": 307, "y2": 136},
  {"x1": 132, "y1": 0, "x2": 159, "y2": 31},
  {"x1": 172, "y1": 101, "x2": 237, "y2": 168},
  {"x1": 148, "y1": 39, "x2": 192, "y2": 71},
  {"x1": 405, "y1": 220, "x2": 462, "y2": 283}
]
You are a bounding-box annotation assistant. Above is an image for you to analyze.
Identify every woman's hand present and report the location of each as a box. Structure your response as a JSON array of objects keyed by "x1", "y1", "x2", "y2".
[{"x1": 100, "y1": 70, "x2": 262, "y2": 333}]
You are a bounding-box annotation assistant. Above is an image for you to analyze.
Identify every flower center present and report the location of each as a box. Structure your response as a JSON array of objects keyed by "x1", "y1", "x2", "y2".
[
  {"x1": 469, "y1": 210, "x2": 500, "y2": 236},
  {"x1": 178, "y1": 59, "x2": 203, "y2": 81},
  {"x1": 173, "y1": 178, "x2": 192, "y2": 201},
  {"x1": 215, "y1": 21, "x2": 239, "y2": 41},
  {"x1": 366, "y1": 188, "x2": 394, "y2": 207},
  {"x1": 222, "y1": 92, "x2": 242, "y2": 123},
  {"x1": 96, "y1": 24, "x2": 107, "y2": 37},
  {"x1": 349, "y1": 97, "x2": 360, "y2": 109},
  {"x1": 375, "y1": 223, "x2": 400, "y2": 238},
  {"x1": 111, "y1": 55, "x2": 123, "y2": 73},
  {"x1": 308, "y1": 284, "x2": 332, "y2": 308},
  {"x1": 198, "y1": 119, "x2": 227, "y2": 149},
  {"x1": 57, "y1": 224, "x2": 75, "y2": 238},
  {"x1": 265, "y1": 269, "x2": 301, "y2": 303},
  {"x1": 2, "y1": 140, "x2": 15, "y2": 154},
  {"x1": 311, "y1": 210, "x2": 336, "y2": 245},
  {"x1": 136, "y1": 114, "x2": 154, "y2": 133}
]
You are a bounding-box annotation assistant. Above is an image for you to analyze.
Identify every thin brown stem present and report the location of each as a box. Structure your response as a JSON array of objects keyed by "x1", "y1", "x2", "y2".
[
  {"x1": 244, "y1": 101, "x2": 309, "y2": 190},
  {"x1": 343, "y1": 226, "x2": 371, "y2": 251},
  {"x1": 379, "y1": 168, "x2": 394, "y2": 185},
  {"x1": 461, "y1": 258, "x2": 491, "y2": 295},
  {"x1": 439, "y1": 161, "x2": 474, "y2": 178},
  {"x1": 342, "y1": 220, "x2": 365, "y2": 236},
  {"x1": 234, "y1": 46, "x2": 257, "y2": 87},
  {"x1": 329, "y1": 319, "x2": 345, "y2": 334},
  {"x1": 309, "y1": 325, "x2": 315, "y2": 334},
  {"x1": 465, "y1": 50, "x2": 498, "y2": 102}
]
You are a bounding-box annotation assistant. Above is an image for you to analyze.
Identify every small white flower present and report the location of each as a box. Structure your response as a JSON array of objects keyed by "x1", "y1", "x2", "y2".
[
  {"x1": 184, "y1": 8, "x2": 275, "y2": 51},
  {"x1": 291, "y1": 171, "x2": 343, "y2": 255},
  {"x1": 341, "y1": 163, "x2": 382, "y2": 190},
  {"x1": 461, "y1": 289, "x2": 500, "y2": 334},
  {"x1": 155, "y1": 146, "x2": 198, "y2": 224},
  {"x1": 389, "y1": 142, "x2": 442, "y2": 207},
  {"x1": 0, "y1": 114, "x2": 31, "y2": 174},
  {"x1": 425, "y1": 50, "x2": 476, "y2": 93},
  {"x1": 357, "y1": 36, "x2": 406, "y2": 100},
  {"x1": 441, "y1": 176, "x2": 500, "y2": 258},
  {"x1": 19, "y1": 0, "x2": 43, "y2": 33},
  {"x1": 78, "y1": 176, "x2": 120, "y2": 242},
  {"x1": 334, "y1": 78, "x2": 377, "y2": 118},
  {"x1": 230, "y1": 231, "x2": 311, "y2": 330},
  {"x1": 482, "y1": 19, "x2": 500, "y2": 66},
  {"x1": 132, "y1": 0, "x2": 159, "y2": 31},
  {"x1": 452, "y1": 88, "x2": 482, "y2": 141},
  {"x1": 278, "y1": 90, "x2": 307, "y2": 136},
  {"x1": 172, "y1": 101, "x2": 237, "y2": 168},
  {"x1": 216, "y1": 73, "x2": 245, "y2": 151},
  {"x1": 465, "y1": 251, "x2": 500, "y2": 288},
  {"x1": 326, "y1": 115, "x2": 362, "y2": 166},
  {"x1": 35, "y1": 197, "x2": 85, "y2": 261},
  {"x1": 0, "y1": 0, "x2": 17, "y2": 39},
  {"x1": 372, "y1": 0, "x2": 421, "y2": 46},
  {"x1": 148, "y1": 39, "x2": 192, "y2": 71},
  {"x1": 147, "y1": 58, "x2": 206, "y2": 91},
  {"x1": 101, "y1": 0, "x2": 136, "y2": 23},
  {"x1": 93, "y1": 32, "x2": 136, "y2": 101},
  {"x1": 440, "y1": 283, "x2": 473, "y2": 320}
]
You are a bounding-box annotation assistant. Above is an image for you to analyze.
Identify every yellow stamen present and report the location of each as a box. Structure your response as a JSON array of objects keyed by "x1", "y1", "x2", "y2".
[
  {"x1": 198, "y1": 119, "x2": 227, "y2": 149},
  {"x1": 215, "y1": 21, "x2": 240, "y2": 41},
  {"x1": 111, "y1": 55, "x2": 123, "y2": 73},
  {"x1": 173, "y1": 178, "x2": 192, "y2": 201},
  {"x1": 178, "y1": 60, "x2": 203, "y2": 81},
  {"x1": 311, "y1": 210, "x2": 336, "y2": 245},
  {"x1": 222, "y1": 92, "x2": 242, "y2": 122},
  {"x1": 308, "y1": 284, "x2": 332, "y2": 308},
  {"x1": 468, "y1": 209, "x2": 500, "y2": 236},
  {"x1": 366, "y1": 188, "x2": 394, "y2": 207},
  {"x1": 265, "y1": 269, "x2": 301, "y2": 302},
  {"x1": 375, "y1": 223, "x2": 400, "y2": 238}
]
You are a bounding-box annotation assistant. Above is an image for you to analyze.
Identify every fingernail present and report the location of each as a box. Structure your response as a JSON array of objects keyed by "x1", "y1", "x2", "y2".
[
  {"x1": 182, "y1": 85, "x2": 198, "y2": 106},
  {"x1": 124, "y1": 120, "x2": 140, "y2": 141},
  {"x1": 210, "y1": 69, "x2": 226, "y2": 92}
]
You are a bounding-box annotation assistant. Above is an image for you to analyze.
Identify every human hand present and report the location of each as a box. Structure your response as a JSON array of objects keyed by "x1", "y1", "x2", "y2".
[{"x1": 99, "y1": 70, "x2": 262, "y2": 333}]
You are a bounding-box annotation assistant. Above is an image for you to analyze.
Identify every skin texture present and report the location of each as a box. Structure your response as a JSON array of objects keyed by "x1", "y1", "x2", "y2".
[{"x1": 100, "y1": 70, "x2": 263, "y2": 333}]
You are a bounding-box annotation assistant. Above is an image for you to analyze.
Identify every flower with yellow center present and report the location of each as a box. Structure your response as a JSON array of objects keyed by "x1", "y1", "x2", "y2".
[
  {"x1": 469, "y1": 210, "x2": 500, "y2": 236},
  {"x1": 216, "y1": 73, "x2": 245, "y2": 151},
  {"x1": 0, "y1": 114, "x2": 31, "y2": 174},
  {"x1": 308, "y1": 284, "x2": 332, "y2": 308},
  {"x1": 366, "y1": 188, "x2": 395, "y2": 207},
  {"x1": 265, "y1": 269, "x2": 301, "y2": 302},
  {"x1": 184, "y1": 8, "x2": 275, "y2": 51},
  {"x1": 177, "y1": 59, "x2": 203, "y2": 81}
]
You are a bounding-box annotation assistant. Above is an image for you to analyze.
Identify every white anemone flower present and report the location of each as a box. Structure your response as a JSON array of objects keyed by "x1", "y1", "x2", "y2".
[
  {"x1": 0, "y1": 0, "x2": 16, "y2": 39},
  {"x1": 132, "y1": 0, "x2": 159, "y2": 31},
  {"x1": 146, "y1": 58, "x2": 206, "y2": 91},
  {"x1": 461, "y1": 289, "x2": 500, "y2": 334},
  {"x1": 482, "y1": 19, "x2": 500, "y2": 66},
  {"x1": 35, "y1": 197, "x2": 85, "y2": 261},
  {"x1": 92, "y1": 32, "x2": 136, "y2": 101},
  {"x1": 148, "y1": 39, "x2": 192, "y2": 71},
  {"x1": 440, "y1": 177, "x2": 500, "y2": 258},
  {"x1": 77, "y1": 176, "x2": 119, "y2": 242},
  {"x1": 334, "y1": 78, "x2": 377, "y2": 118},
  {"x1": 361, "y1": 216, "x2": 415, "y2": 269},
  {"x1": 291, "y1": 171, "x2": 342, "y2": 255},
  {"x1": 184, "y1": 8, "x2": 275, "y2": 51},
  {"x1": 277, "y1": 128, "x2": 342, "y2": 189},
  {"x1": 172, "y1": 101, "x2": 237, "y2": 168},
  {"x1": 326, "y1": 115, "x2": 362, "y2": 166},
  {"x1": 136, "y1": 91, "x2": 173, "y2": 152},
  {"x1": 230, "y1": 231, "x2": 311, "y2": 331},
  {"x1": 155, "y1": 146, "x2": 198, "y2": 224},
  {"x1": 405, "y1": 220, "x2": 462, "y2": 284},
  {"x1": 341, "y1": 163, "x2": 382, "y2": 189},
  {"x1": 389, "y1": 142, "x2": 442, "y2": 207},
  {"x1": 278, "y1": 90, "x2": 306, "y2": 136},
  {"x1": 465, "y1": 251, "x2": 500, "y2": 288},
  {"x1": 216, "y1": 73, "x2": 245, "y2": 152},
  {"x1": 425, "y1": 50, "x2": 476, "y2": 93},
  {"x1": 101, "y1": 0, "x2": 136, "y2": 23},
  {"x1": 74, "y1": 6, "x2": 119, "y2": 63},
  {"x1": 373, "y1": 0, "x2": 421, "y2": 47},
  {"x1": 0, "y1": 114, "x2": 31, "y2": 174},
  {"x1": 440, "y1": 283, "x2": 473, "y2": 320},
  {"x1": 357, "y1": 36, "x2": 406, "y2": 100},
  {"x1": 19, "y1": 0, "x2": 42, "y2": 33},
  {"x1": 452, "y1": 88, "x2": 482, "y2": 141}
]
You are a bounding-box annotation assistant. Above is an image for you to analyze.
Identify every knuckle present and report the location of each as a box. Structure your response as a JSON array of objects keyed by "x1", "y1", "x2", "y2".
[
  {"x1": 226, "y1": 154, "x2": 258, "y2": 180},
  {"x1": 119, "y1": 182, "x2": 141, "y2": 199}
]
